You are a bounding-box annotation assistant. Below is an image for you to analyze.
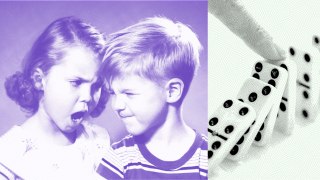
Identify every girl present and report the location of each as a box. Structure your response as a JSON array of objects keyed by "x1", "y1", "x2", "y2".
[{"x1": 0, "y1": 17, "x2": 122, "y2": 179}]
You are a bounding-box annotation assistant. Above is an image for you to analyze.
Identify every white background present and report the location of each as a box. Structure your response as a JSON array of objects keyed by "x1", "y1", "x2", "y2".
[{"x1": 209, "y1": 0, "x2": 320, "y2": 179}]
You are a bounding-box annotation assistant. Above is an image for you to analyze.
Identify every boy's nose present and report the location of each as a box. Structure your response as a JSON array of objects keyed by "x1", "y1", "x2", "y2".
[{"x1": 112, "y1": 95, "x2": 126, "y2": 111}]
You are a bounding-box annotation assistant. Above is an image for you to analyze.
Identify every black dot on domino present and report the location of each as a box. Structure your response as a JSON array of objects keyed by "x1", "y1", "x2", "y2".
[
  {"x1": 268, "y1": 79, "x2": 276, "y2": 87},
  {"x1": 252, "y1": 73, "x2": 260, "y2": 79},
  {"x1": 209, "y1": 117, "x2": 218, "y2": 126},
  {"x1": 304, "y1": 74, "x2": 309, "y2": 82},
  {"x1": 245, "y1": 127, "x2": 250, "y2": 134},
  {"x1": 208, "y1": 150, "x2": 213, "y2": 159},
  {"x1": 303, "y1": 91, "x2": 309, "y2": 99},
  {"x1": 255, "y1": 62, "x2": 263, "y2": 72},
  {"x1": 230, "y1": 145, "x2": 239, "y2": 155},
  {"x1": 271, "y1": 68, "x2": 279, "y2": 79},
  {"x1": 238, "y1": 98, "x2": 244, "y2": 102},
  {"x1": 260, "y1": 123, "x2": 264, "y2": 131},
  {"x1": 302, "y1": 110, "x2": 308, "y2": 118},
  {"x1": 280, "y1": 102, "x2": 286, "y2": 111},
  {"x1": 280, "y1": 64, "x2": 288, "y2": 71},
  {"x1": 225, "y1": 125, "x2": 234, "y2": 134},
  {"x1": 255, "y1": 132, "x2": 262, "y2": 141},
  {"x1": 212, "y1": 141, "x2": 221, "y2": 150},
  {"x1": 289, "y1": 47, "x2": 295, "y2": 56},
  {"x1": 314, "y1": 36, "x2": 319, "y2": 44},
  {"x1": 304, "y1": 53, "x2": 311, "y2": 62},
  {"x1": 248, "y1": 92, "x2": 258, "y2": 102},
  {"x1": 237, "y1": 136, "x2": 244, "y2": 145},
  {"x1": 223, "y1": 100, "x2": 233, "y2": 108},
  {"x1": 262, "y1": 86, "x2": 271, "y2": 95},
  {"x1": 239, "y1": 107, "x2": 249, "y2": 116}
]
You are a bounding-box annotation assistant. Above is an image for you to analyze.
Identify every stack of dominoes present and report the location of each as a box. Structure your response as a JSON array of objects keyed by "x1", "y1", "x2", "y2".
[{"x1": 208, "y1": 36, "x2": 320, "y2": 176}]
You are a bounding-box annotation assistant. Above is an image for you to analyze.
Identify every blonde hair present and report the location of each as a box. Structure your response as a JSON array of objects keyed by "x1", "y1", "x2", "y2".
[{"x1": 102, "y1": 16, "x2": 202, "y2": 99}]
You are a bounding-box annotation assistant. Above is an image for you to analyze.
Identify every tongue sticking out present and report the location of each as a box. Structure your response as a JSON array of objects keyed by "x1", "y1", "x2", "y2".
[{"x1": 71, "y1": 111, "x2": 86, "y2": 122}]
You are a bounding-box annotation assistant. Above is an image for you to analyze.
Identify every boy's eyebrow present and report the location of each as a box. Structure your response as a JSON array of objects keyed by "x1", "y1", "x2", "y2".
[
  {"x1": 106, "y1": 88, "x2": 136, "y2": 93},
  {"x1": 120, "y1": 88, "x2": 134, "y2": 91}
]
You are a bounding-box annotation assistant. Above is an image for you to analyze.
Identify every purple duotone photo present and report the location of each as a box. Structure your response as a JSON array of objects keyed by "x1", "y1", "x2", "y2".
[{"x1": 0, "y1": 1, "x2": 207, "y2": 179}]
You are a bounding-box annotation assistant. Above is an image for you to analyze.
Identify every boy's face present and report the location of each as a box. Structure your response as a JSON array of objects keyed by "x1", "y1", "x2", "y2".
[
  {"x1": 108, "y1": 75, "x2": 168, "y2": 136},
  {"x1": 40, "y1": 46, "x2": 100, "y2": 133}
]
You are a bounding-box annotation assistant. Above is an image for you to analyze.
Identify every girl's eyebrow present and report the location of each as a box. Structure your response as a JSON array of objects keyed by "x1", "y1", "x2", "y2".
[{"x1": 70, "y1": 76, "x2": 98, "y2": 83}]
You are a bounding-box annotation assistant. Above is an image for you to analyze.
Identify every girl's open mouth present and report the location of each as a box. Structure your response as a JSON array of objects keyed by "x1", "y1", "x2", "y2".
[{"x1": 71, "y1": 111, "x2": 86, "y2": 122}]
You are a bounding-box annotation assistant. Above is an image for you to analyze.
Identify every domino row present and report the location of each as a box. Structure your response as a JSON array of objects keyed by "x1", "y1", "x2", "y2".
[{"x1": 208, "y1": 35, "x2": 320, "y2": 175}]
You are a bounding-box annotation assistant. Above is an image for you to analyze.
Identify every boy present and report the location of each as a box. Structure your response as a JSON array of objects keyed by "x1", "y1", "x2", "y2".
[{"x1": 97, "y1": 17, "x2": 207, "y2": 179}]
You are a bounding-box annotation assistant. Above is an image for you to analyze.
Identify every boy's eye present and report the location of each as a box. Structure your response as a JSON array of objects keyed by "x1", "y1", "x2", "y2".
[
  {"x1": 125, "y1": 92, "x2": 136, "y2": 96},
  {"x1": 70, "y1": 80, "x2": 82, "y2": 87}
]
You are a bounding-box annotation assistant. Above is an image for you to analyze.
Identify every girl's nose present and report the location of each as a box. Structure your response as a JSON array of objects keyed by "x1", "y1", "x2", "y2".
[{"x1": 79, "y1": 85, "x2": 92, "y2": 103}]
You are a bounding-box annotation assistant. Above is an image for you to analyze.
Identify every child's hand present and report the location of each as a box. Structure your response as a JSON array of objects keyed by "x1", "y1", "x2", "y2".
[{"x1": 209, "y1": 0, "x2": 286, "y2": 61}]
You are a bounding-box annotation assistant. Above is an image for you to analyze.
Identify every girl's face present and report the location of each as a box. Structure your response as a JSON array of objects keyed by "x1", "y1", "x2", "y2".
[{"x1": 40, "y1": 46, "x2": 100, "y2": 133}]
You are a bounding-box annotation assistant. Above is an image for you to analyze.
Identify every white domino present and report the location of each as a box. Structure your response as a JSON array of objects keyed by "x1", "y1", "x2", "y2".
[
  {"x1": 312, "y1": 35, "x2": 320, "y2": 51},
  {"x1": 251, "y1": 61, "x2": 288, "y2": 146},
  {"x1": 311, "y1": 35, "x2": 320, "y2": 107},
  {"x1": 288, "y1": 45, "x2": 320, "y2": 121},
  {"x1": 227, "y1": 77, "x2": 276, "y2": 160},
  {"x1": 268, "y1": 59, "x2": 297, "y2": 134},
  {"x1": 208, "y1": 99, "x2": 256, "y2": 171}
]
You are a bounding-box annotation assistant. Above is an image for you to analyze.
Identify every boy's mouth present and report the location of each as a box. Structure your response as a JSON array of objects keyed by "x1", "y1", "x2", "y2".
[
  {"x1": 118, "y1": 112, "x2": 132, "y2": 118},
  {"x1": 71, "y1": 111, "x2": 87, "y2": 122}
]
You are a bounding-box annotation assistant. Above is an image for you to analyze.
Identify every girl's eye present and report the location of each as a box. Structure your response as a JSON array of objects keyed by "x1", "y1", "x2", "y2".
[{"x1": 70, "y1": 80, "x2": 82, "y2": 87}]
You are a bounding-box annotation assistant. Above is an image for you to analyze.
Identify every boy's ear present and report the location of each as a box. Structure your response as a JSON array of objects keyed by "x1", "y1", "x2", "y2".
[
  {"x1": 165, "y1": 78, "x2": 184, "y2": 103},
  {"x1": 31, "y1": 68, "x2": 45, "y2": 90}
]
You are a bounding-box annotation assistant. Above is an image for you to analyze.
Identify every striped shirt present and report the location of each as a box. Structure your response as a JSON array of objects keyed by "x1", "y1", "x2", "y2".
[
  {"x1": 96, "y1": 150, "x2": 124, "y2": 179},
  {"x1": 98, "y1": 131, "x2": 208, "y2": 179}
]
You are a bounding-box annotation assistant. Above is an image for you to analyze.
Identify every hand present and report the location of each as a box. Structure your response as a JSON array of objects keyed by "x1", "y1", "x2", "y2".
[{"x1": 209, "y1": 0, "x2": 286, "y2": 61}]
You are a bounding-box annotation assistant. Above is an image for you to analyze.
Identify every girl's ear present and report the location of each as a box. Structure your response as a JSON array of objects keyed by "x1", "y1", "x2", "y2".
[
  {"x1": 165, "y1": 78, "x2": 184, "y2": 103},
  {"x1": 31, "y1": 68, "x2": 45, "y2": 90}
]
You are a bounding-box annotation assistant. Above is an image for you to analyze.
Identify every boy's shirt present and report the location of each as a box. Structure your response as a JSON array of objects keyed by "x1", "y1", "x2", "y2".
[
  {"x1": 96, "y1": 148, "x2": 124, "y2": 179},
  {"x1": 98, "y1": 131, "x2": 208, "y2": 179}
]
